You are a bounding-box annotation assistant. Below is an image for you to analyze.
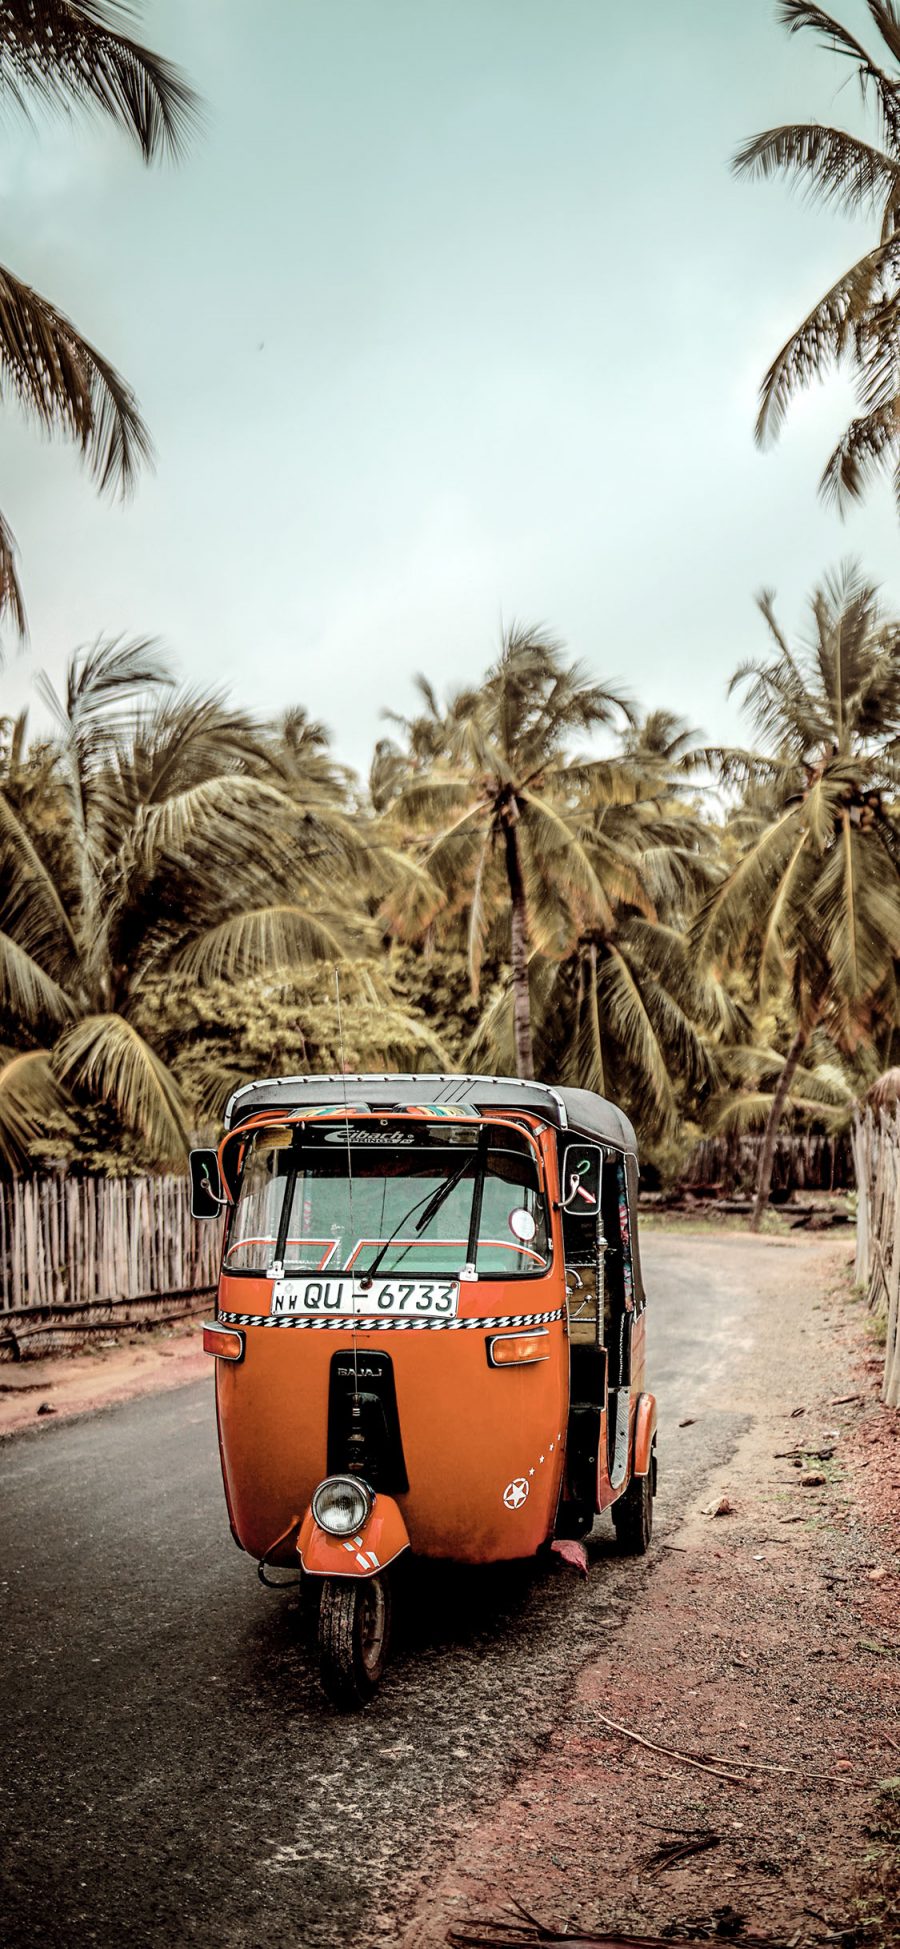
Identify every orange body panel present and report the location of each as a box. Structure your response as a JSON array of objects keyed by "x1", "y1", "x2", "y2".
[
  {"x1": 297, "y1": 1494, "x2": 410, "y2": 1578},
  {"x1": 215, "y1": 1268, "x2": 569, "y2": 1565}
]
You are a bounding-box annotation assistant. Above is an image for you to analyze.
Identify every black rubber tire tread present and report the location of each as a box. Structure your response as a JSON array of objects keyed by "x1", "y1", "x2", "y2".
[
  {"x1": 318, "y1": 1574, "x2": 391, "y2": 1709},
  {"x1": 611, "y1": 1448, "x2": 654, "y2": 1555}
]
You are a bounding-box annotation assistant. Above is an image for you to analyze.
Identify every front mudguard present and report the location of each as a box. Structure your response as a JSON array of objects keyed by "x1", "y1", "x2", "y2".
[
  {"x1": 632, "y1": 1392, "x2": 658, "y2": 1478},
  {"x1": 296, "y1": 1493, "x2": 411, "y2": 1579}
]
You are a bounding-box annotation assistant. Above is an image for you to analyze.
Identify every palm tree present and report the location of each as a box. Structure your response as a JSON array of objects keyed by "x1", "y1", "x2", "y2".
[
  {"x1": 378, "y1": 625, "x2": 634, "y2": 1080},
  {"x1": 0, "y1": 640, "x2": 368, "y2": 1166},
  {"x1": 469, "y1": 760, "x2": 732, "y2": 1138},
  {"x1": 619, "y1": 707, "x2": 706, "y2": 777},
  {"x1": 733, "y1": 0, "x2": 900, "y2": 511},
  {"x1": 694, "y1": 563, "x2": 900, "y2": 1226},
  {"x1": 0, "y1": 2, "x2": 197, "y2": 633}
]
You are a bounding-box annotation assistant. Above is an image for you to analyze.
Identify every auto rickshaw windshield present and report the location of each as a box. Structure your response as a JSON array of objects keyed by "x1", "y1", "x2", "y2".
[{"x1": 223, "y1": 1120, "x2": 551, "y2": 1279}]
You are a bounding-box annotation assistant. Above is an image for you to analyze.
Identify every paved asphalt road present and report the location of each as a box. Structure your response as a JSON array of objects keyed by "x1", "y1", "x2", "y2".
[{"x1": 0, "y1": 1237, "x2": 754, "y2": 1949}]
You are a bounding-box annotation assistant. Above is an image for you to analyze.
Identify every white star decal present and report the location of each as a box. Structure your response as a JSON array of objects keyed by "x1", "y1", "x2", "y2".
[{"x1": 503, "y1": 1477, "x2": 530, "y2": 1510}]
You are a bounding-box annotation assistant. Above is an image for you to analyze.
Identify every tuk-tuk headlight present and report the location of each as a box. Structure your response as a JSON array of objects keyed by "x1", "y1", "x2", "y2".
[{"x1": 311, "y1": 1476, "x2": 374, "y2": 1537}]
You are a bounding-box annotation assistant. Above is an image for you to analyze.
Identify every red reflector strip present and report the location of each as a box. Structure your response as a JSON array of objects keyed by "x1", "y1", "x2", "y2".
[
  {"x1": 488, "y1": 1329, "x2": 549, "y2": 1367},
  {"x1": 202, "y1": 1323, "x2": 244, "y2": 1362}
]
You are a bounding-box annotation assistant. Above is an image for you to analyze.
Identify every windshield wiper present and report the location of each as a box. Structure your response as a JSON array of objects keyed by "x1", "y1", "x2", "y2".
[{"x1": 357, "y1": 1154, "x2": 474, "y2": 1286}]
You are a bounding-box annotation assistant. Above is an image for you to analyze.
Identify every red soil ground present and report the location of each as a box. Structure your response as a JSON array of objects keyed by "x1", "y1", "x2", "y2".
[{"x1": 391, "y1": 1235, "x2": 900, "y2": 1949}]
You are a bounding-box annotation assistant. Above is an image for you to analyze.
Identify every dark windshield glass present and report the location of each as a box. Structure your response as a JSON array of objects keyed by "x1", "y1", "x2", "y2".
[{"x1": 223, "y1": 1122, "x2": 550, "y2": 1278}]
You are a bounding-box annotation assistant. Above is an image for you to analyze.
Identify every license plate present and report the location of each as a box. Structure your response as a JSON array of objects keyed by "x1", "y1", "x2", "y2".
[{"x1": 270, "y1": 1277, "x2": 459, "y2": 1319}]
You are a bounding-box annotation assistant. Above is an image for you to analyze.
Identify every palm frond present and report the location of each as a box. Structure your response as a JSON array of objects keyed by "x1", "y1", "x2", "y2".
[
  {"x1": 375, "y1": 845, "x2": 449, "y2": 941},
  {"x1": 0, "y1": 265, "x2": 152, "y2": 493},
  {"x1": 777, "y1": 2, "x2": 900, "y2": 146},
  {"x1": 0, "y1": 788, "x2": 77, "y2": 971},
  {"x1": 708, "y1": 1087, "x2": 848, "y2": 1135},
  {"x1": 634, "y1": 842, "x2": 719, "y2": 918},
  {"x1": 759, "y1": 829, "x2": 812, "y2": 985},
  {"x1": 0, "y1": 929, "x2": 73, "y2": 1026},
  {"x1": 820, "y1": 397, "x2": 900, "y2": 507},
  {"x1": 754, "y1": 237, "x2": 900, "y2": 445},
  {"x1": 868, "y1": 1, "x2": 900, "y2": 70},
  {"x1": 618, "y1": 917, "x2": 739, "y2": 1040},
  {"x1": 691, "y1": 806, "x2": 804, "y2": 966},
  {"x1": 733, "y1": 123, "x2": 900, "y2": 216},
  {"x1": 0, "y1": 1046, "x2": 70, "y2": 1171},
  {"x1": 172, "y1": 905, "x2": 350, "y2": 984},
  {"x1": 0, "y1": 507, "x2": 25, "y2": 638},
  {"x1": 464, "y1": 979, "x2": 519, "y2": 1076},
  {"x1": 394, "y1": 778, "x2": 483, "y2": 828},
  {"x1": 818, "y1": 813, "x2": 900, "y2": 997},
  {"x1": 0, "y1": 0, "x2": 200, "y2": 163},
  {"x1": 133, "y1": 773, "x2": 363, "y2": 898},
  {"x1": 594, "y1": 945, "x2": 678, "y2": 1126},
  {"x1": 125, "y1": 688, "x2": 264, "y2": 806},
  {"x1": 519, "y1": 788, "x2": 615, "y2": 928},
  {"x1": 53, "y1": 1011, "x2": 188, "y2": 1159},
  {"x1": 36, "y1": 635, "x2": 171, "y2": 739}
]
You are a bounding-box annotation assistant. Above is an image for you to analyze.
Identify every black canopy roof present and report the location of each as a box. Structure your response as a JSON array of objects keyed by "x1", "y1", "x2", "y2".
[{"x1": 224, "y1": 1072, "x2": 637, "y2": 1154}]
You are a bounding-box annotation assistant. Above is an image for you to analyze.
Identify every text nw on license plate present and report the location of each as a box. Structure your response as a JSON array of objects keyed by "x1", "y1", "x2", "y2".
[{"x1": 270, "y1": 1277, "x2": 459, "y2": 1318}]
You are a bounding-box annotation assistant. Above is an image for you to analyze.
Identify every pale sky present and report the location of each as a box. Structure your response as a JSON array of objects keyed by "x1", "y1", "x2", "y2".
[{"x1": 1, "y1": 0, "x2": 898, "y2": 775}]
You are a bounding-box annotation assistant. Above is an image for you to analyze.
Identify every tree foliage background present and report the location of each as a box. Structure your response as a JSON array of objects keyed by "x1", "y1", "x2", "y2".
[{"x1": 1, "y1": 596, "x2": 897, "y2": 1223}]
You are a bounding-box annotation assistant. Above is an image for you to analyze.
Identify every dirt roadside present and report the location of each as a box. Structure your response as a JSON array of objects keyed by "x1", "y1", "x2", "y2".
[
  {"x1": 0, "y1": 1312, "x2": 211, "y2": 1437},
  {"x1": 394, "y1": 1231, "x2": 900, "y2": 1949},
  {"x1": 2, "y1": 1231, "x2": 898, "y2": 1947}
]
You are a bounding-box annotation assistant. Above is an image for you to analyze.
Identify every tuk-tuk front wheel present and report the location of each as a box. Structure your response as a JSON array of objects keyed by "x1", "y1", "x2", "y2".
[
  {"x1": 612, "y1": 1443, "x2": 655, "y2": 1555},
  {"x1": 318, "y1": 1573, "x2": 392, "y2": 1709}
]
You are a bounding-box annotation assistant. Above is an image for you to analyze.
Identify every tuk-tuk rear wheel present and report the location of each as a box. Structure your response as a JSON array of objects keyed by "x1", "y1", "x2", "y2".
[
  {"x1": 611, "y1": 1443, "x2": 655, "y2": 1555},
  {"x1": 318, "y1": 1573, "x2": 392, "y2": 1709}
]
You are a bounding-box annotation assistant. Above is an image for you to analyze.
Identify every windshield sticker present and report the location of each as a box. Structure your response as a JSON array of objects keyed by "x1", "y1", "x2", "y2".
[
  {"x1": 302, "y1": 1103, "x2": 369, "y2": 1120},
  {"x1": 321, "y1": 1128, "x2": 416, "y2": 1145},
  {"x1": 403, "y1": 1103, "x2": 480, "y2": 1119}
]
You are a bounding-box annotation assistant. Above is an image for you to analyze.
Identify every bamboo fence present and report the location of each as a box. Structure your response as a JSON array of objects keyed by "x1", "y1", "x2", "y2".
[
  {"x1": 683, "y1": 1129, "x2": 851, "y2": 1193},
  {"x1": 0, "y1": 1174, "x2": 220, "y2": 1317},
  {"x1": 851, "y1": 1106, "x2": 900, "y2": 1408}
]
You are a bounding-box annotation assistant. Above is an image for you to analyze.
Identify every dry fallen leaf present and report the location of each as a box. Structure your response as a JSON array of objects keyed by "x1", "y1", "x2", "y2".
[{"x1": 704, "y1": 1495, "x2": 734, "y2": 1517}]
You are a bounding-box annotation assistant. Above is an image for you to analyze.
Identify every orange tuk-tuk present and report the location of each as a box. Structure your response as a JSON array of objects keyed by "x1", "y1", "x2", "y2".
[{"x1": 193, "y1": 1073, "x2": 657, "y2": 1707}]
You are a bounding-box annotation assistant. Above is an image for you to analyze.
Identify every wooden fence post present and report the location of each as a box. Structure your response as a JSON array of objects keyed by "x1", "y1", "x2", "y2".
[
  {"x1": 0, "y1": 1173, "x2": 219, "y2": 1317},
  {"x1": 853, "y1": 1106, "x2": 900, "y2": 1408}
]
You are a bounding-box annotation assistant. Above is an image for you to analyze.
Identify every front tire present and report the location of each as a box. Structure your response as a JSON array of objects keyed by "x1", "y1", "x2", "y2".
[
  {"x1": 611, "y1": 1443, "x2": 655, "y2": 1555},
  {"x1": 318, "y1": 1574, "x2": 392, "y2": 1709}
]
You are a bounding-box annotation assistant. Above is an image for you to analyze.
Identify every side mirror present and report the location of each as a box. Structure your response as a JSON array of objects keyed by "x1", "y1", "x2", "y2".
[
  {"x1": 189, "y1": 1148, "x2": 226, "y2": 1219},
  {"x1": 560, "y1": 1142, "x2": 603, "y2": 1216}
]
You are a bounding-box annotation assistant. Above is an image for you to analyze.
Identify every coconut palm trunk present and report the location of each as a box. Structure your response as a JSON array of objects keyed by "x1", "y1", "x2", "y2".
[
  {"x1": 750, "y1": 1023, "x2": 809, "y2": 1232},
  {"x1": 502, "y1": 810, "x2": 534, "y2": 1080}
]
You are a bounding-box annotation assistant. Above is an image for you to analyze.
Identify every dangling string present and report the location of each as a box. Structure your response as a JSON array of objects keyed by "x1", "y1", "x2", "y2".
[{"x1": 335, "y1": 968, "x2": 360, "y2": 1407}]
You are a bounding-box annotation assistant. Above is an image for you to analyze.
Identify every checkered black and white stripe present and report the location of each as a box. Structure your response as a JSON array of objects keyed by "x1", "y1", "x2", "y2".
[{"x1": 217, "y1": 1307, "x2": 565, "y2": 1332}]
